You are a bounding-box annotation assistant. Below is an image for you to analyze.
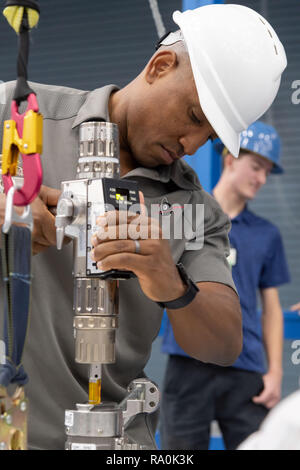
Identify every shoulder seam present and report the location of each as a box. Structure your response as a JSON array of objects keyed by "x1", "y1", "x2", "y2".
[{"x1": 43, "y1": 115, "x2": 78, "y2": 122}]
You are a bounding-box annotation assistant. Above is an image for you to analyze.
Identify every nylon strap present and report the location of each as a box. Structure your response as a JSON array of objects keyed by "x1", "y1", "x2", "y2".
[
  {"x1": 14, "y1": 9, "x2": 35, "y2": 103},
  {"x1": 0, "y1": 225, "x2": 32, "y2": 387},
  {"x1": 3, "y1": 0, "x2": 40, "y2": 103}
]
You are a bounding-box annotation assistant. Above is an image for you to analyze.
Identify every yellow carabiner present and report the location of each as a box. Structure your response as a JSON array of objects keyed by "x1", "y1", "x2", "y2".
[{"x1": 1, "y1": 109, "x2": 43, "y2": 177}]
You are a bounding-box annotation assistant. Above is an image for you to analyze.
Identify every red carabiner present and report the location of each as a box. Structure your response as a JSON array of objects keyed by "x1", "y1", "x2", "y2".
[{"x1": 2, "y1": 93, "x2": 43, "y2": 206}]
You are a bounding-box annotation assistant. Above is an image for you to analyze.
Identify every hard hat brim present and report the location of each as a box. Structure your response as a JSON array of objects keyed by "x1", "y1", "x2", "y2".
[
  {"x1": 270, "y1": 163, "x2": 284, "y2": 174},
  {"x1": 173, "y1": 10, "x2": 241, "y2": 158},
  {"x1": 214, "y1": 142, "x2": 284, "y2": 174},
  {"x1": 244, "y1": 150, "x2": 284, "y2": 174}
]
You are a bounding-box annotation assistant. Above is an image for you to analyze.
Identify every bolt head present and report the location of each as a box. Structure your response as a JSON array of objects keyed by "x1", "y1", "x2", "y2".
[
  {"x1": 5, "y1": 414, "x2": 12, "y2": 425},
  {"x1": 20, "y1": 401, "x2": 27, "y2": 412}
]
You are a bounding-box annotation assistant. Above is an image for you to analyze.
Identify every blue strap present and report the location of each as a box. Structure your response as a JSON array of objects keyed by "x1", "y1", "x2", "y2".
[
  {"x1": 0, "y1": 225, "x2": 32, "y2": 386},
  {"x1": 0, "y1": 360, "x2": 28, "y2": 387}
]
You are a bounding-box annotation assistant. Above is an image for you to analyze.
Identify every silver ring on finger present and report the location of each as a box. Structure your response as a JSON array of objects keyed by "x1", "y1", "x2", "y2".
[{"x1": 134, "y1": 240, "x2": 141, "y2": 254}]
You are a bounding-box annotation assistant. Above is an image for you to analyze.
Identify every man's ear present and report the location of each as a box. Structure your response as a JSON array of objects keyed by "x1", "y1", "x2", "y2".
[
  {"x1": 145, "y1": 50, "x2": 178, "y2": 84},
  {"x1": 223, "y1": 152, "x2": 235, "y2": 169}
]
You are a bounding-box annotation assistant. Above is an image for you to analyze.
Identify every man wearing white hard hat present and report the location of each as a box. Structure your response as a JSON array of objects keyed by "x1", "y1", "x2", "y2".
[
  {"x1": 163, "y1": 5, "x2": 287, "y2": 158},
  {"x1": 0, "y1": 5, "x2": 287, "y2": 449},
  {"x1": 161, "y1": 121, "x2": 290, "y2": 450}
]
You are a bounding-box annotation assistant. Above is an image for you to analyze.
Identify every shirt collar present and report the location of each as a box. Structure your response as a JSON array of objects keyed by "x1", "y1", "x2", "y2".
[
  {"x1": 231, "y1": 205, "x2": 252, "y2": 225},
  {"x1": 72, "y1": 84, "x2": 119, "y2": 128},
  {"x1": 123, "y1": 159, "x2": 202, "y2": 191},
  {"x1": 210, "y1": 191, "x2": 252, "y2": 225}
]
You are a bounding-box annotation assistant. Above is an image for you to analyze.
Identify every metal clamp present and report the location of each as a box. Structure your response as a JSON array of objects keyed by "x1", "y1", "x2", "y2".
[
  {"x1": 1, "y1": 93, "x2": 43, "y2": 206},
  {"x1": 119, "y1": 378, "x2": 160, "y2": 428}
]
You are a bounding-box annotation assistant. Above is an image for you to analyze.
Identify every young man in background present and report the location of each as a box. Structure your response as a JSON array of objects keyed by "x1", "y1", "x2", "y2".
[{"x1": 161, "y1": 121, "x2": 290, "y2": 450}]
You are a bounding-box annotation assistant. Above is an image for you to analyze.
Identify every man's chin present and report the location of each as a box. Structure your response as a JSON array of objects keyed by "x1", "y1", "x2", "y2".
[
  {"x1": 135, "y1": 153, "x2": 170, "y2": 168},
  {"x1": 245, "y1": 190, "x2": 257, "y2": 200}
]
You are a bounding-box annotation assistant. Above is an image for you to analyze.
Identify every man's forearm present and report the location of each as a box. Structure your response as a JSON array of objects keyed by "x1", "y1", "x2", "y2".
[
  {"x1": 263, "y1": 313, "x2": 283, "y2": 375},
  {"x1": 167, "y1": 282, "x2": 242, "y2": 366},
  {"x1": 261, "y1": 288, "x2": 283, "y2": 375}
]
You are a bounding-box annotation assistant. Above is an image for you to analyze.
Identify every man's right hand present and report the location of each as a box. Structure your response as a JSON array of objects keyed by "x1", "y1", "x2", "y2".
[
  {"x1": 290, "y1": 302, "x2": 300, "y2": 315},
  {"x1": 0, "y1": 185, "x2": 68, "y2": 255},
  {"x1": 31, "y1": 185, "x2": 63, "y2": 254}
]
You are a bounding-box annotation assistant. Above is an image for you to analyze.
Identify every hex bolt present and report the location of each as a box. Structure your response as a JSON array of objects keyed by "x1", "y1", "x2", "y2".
[
  {"x1": 20, "y1": 401, "x2": 27, "y2": 412},
  {"x1": 5, "y1": 414, "x2": 12, "y2": 425}
]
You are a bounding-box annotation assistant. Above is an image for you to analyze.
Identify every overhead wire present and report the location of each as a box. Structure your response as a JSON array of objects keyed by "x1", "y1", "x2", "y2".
[{"x1": 147, "y1": 0, "x2": 166, "y2": 38}]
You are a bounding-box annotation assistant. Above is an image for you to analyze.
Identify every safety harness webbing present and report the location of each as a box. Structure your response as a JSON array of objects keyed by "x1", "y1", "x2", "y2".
[{"x1": 0, "y1": 226, "x2": 32, "y2": 387}]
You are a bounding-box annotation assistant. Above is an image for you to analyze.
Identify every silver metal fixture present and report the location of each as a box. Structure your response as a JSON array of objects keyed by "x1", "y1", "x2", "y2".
[{"x1": 55, "y1": 122, "x2": 159, "y2": 450}]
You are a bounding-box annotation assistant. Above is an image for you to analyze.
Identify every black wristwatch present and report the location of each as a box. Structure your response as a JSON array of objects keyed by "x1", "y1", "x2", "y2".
[{"x1": 156, "y1": 263, "x2": 199, "y2": 310}]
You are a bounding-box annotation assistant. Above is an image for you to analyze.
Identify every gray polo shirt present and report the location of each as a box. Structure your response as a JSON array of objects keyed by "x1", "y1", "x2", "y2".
[{"x1": 0, "y1": 82, "x2": 236, "y2": 450}]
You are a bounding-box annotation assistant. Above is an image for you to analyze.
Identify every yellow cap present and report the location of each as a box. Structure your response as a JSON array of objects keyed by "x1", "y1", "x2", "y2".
[{"x1": 3, "y1": 6, "x2": 39, "y2": 34}]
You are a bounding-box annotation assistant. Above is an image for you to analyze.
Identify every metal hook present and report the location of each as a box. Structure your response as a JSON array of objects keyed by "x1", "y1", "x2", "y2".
[
  {"x1": 1, "y1": 93, "x2": 43, "y2": 206},
  {"x1": 2, "y1": 185, "x2": 33, "y2": 234}
]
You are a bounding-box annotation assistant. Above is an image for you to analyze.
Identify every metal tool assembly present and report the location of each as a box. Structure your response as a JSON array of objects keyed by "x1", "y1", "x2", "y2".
[
  {"x1": 0, "y1": 162, "x2": 30, "y2": 451},
  {"x1": 0, "y1": 386, "x2": 28, "y2": 451},
  {"x1": 55, "y1": 122, "x2": 159, "y2": 450}
]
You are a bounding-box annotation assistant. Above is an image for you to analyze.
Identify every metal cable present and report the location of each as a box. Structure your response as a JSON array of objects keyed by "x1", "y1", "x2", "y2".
[{"x1": 148, "y1": 0, "x2": 166, "y2": 38}]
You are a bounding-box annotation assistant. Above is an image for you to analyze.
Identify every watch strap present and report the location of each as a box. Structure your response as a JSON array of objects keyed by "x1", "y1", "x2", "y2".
[{"x1": 156, "y1": 263, "x2": 199, "y2": 310}]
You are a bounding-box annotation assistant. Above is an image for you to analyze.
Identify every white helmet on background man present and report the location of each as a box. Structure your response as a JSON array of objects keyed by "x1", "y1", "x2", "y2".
[{"x1": 159, "y1": 4, "x2": 287, "y2": 158}]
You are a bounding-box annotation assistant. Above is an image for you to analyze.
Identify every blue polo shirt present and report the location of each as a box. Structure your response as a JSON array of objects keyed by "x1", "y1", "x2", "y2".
[{"x1": 162, "y1": 206, "x2": 290, "y2": 374}]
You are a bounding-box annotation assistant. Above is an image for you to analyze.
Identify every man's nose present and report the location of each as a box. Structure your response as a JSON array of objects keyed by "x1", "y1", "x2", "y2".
[
  {"x1": 179, "y1": 132, "x2": 206, "y2": 156},
  {"x1": 258, "y1": 169, "x2": 267, "y2": 186},
  {"x1": 179, "y1": 126, "x2": 214, "y2": 156}
]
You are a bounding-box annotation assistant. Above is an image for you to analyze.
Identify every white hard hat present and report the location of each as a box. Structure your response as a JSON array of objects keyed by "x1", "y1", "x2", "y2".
[{"x1": 170, "y1": 4, "x2": 287, "y2": 158}]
